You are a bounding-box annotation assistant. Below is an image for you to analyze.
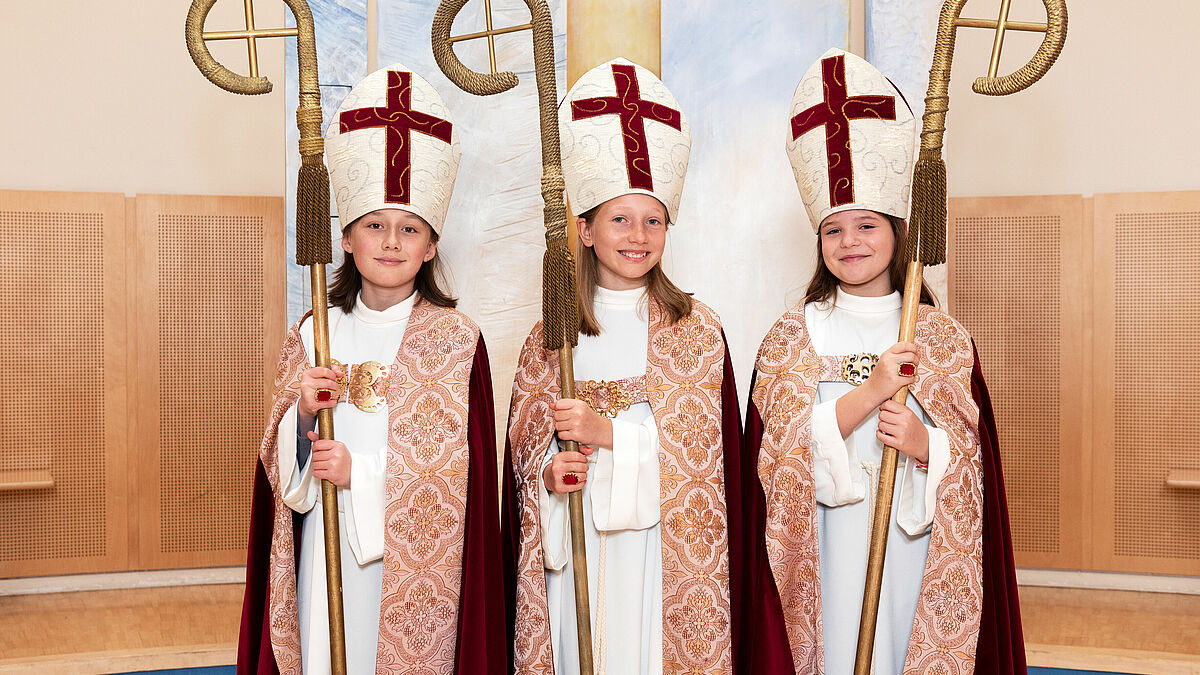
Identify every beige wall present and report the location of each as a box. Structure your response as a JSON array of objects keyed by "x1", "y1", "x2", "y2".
[
  {"x1": 944, "y1": 0, "x2": 1199, "y2": 198},
  {"x1": 0, "y1": 1, "x2": 285, "y2": 197}
]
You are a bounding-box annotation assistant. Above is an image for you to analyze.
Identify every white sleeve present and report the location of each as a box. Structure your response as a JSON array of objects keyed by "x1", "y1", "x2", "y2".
[
  {"x1": 278, "y1": 404, "x2": 319, "y2": 513},
  {"x1": 590, "y1": 413, "x2": 661, "y2": 531},
  {"x1": 811, "y1": 399, "x2": 868, "y2": 507},
  {"x1": 342, "y1": 444, "x2": 387, "y2": 565},
  {"x1": 896, "y1": 426, "x2": 952, "y2": 535},
  {"x1": 537, "y1": 441, "x2": 571, "y2": 571}
]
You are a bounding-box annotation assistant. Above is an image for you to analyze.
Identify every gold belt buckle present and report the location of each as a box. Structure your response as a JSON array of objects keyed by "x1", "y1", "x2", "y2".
[
  {"x1": 577, "y1": 379, "x2": 634, "y2": 418},
  {"x1": 841, "y1": 353, "x2": 879, "y2": 387}
]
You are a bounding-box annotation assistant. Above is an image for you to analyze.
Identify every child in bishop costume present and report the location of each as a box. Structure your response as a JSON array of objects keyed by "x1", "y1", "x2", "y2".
[
  {"x1": 743, "y1": 49, "x2": 1023, "y2": 675},
  {"x1": 504, "y1": 59, "x2": 753, "y2": 675},
  {"x1": 238, "y1": 65, "x2": 507, "y2": 675}
]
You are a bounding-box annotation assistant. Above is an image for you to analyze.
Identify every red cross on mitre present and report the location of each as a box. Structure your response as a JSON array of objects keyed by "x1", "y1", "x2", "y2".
[
  {"x1": 790, "y1": 54, "x2": 896, "y2": 208},
  {"x1": 571, "y1": 63, "x2": 683, "y2": 192},
  {"x1": 339, "y1": 70, "x2": 454, "y2": 205}
]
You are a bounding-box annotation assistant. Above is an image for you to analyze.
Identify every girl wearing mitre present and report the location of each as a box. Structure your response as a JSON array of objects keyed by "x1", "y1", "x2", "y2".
[
  {"x1": 238, "y1": 64, "x2": 507, "y2": 675},
  {"x1": 742, "y1": 48, "x2": 1023, "y2": 675},
  {"x1": 503, "y1": 58, "x2": 757, "y2": 675}
]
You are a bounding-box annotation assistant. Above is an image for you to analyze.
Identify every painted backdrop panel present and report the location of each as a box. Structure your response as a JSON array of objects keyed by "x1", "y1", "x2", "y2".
[{"x1": 661, "y1": 0, "x2": 850, "y2": 405}]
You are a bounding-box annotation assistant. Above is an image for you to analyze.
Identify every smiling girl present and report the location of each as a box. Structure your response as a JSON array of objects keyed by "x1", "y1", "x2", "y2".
[
  {"x1": 239, "y1": 65, "x2": 506, "y2": 675},
  {"x1": 504, "y1": 59, "x2": 750, "y2": 675},
  {"x1": 744, "y1": 49, "x2": 1019, "y2": 675}
]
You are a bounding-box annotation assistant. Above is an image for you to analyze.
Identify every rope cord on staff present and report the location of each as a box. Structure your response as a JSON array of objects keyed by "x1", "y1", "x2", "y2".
[
  {"x1": 855, "y1": 2, "x2": 1067, "y2": 673},
  {"x1": 184, "y1": 1, "x2": 345, "y2": 672}
]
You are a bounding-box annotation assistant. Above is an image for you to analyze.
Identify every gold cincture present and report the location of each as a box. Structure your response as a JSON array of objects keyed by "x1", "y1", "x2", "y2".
[
  {"x1": 331, "y1": 359, "x2": 390, "y2": 413},
  {"x1": 841, "y1": 353, "x2": 879, "y2": 387},
  {"x1": 576, "y1": 379, "x2": 636, "y2": 418}
]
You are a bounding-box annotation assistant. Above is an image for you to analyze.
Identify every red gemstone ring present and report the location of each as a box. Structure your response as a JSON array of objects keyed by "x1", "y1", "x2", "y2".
[
  {"x1": 563, "y1": 472, "x2": 580, "y2": 486},
  {"x1": 898, "y1": 362, "x2": 917, "y2": 378},
  {"x1": 315, "y1": 388, "x2": 334, "y2": 402}
]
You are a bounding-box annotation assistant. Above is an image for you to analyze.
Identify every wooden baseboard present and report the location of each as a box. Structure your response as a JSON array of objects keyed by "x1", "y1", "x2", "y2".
[
  {"x1": 1027, "y1": 644, "x2": 1200, "y2": 675},
  {"x1": 0, "y1": 645, "x2": 234, "y2": 675}
]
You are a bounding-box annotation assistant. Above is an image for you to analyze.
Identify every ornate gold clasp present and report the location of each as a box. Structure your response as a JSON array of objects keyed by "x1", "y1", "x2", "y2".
[
  {"x1": 576, "y1": 379, "x2": 636, "y2": 419},
  {"x1": 841, "y1": 353, "x2": 879, "y2": 387},
  {"x1": 331, "y1": 359, "x2": 390, "y2": 413}
]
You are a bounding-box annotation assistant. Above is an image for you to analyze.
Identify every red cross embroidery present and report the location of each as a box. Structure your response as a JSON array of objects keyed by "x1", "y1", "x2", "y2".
[
  {"x1": 339, "y1": 70, "x2": 453, "y2": 205},
  {"x1": 571, "y1": 63, "x2": 683, "y2": 192},
  {"x1": 790, "y1": 54, "x2": 896, "y2": 208}
]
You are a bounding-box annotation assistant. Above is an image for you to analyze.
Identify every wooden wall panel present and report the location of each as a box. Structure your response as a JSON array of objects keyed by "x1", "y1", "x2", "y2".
[
  {"x1": 132, "y1": 194, "x2": 284, "y2": 569},
  {"x1": 0, "y1": 190, "x2": 129, "y2": 576},
  {"x1": 1092, "y1": 191, "x2": 1200, "y2": 576},
  {"x1": 948, "y1": 195, "x2": 1088, "y2": 569}
]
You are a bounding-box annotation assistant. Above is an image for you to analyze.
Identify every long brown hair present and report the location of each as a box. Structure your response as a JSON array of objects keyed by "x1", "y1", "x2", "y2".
[
  {"x1": 575, "y1": 204, "x2": 692, "y2": 336},
  {"x1": 327, "y1": 217, "x2": 457, "y2": 313},
  {"x1": 803, "y1": 213, "x2": 937, "y2": 307}
]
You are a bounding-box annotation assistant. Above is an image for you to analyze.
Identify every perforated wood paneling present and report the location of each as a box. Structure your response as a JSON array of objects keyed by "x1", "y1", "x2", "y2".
[
  {"x1": 948, "y1": 195, "x2": 1086, "y2": 569},
  {"x1": 134, "y1": 194, "x2": 284, "y2": 569},
  {"x1": 1094, "y1": 192, "x2": 1200, "y2": 575},
  {"x1": 0, "y1": 191, "x2": 128, "y2": 576}
]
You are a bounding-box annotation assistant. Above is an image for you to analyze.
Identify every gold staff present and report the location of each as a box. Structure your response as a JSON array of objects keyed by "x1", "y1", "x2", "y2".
[
  {"x1": 183, "y1": 2, "x2": 347, "y2": 673},
  {"x1": 853, "y1": 1, "x2": 1067, "y2": 673},
  {"x1": 429, "y1": 2, "x2": 592, "y2": 674}
]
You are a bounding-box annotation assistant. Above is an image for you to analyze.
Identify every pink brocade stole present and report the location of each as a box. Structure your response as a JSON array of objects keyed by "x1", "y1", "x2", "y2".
[
  {"x1": 751, "y1": 303, "x2": 984, "y2": 675},
  {"x1": 507, "y1": 298, "x2": 734, "y2": 675},
  {"x1": 258, "y1": 299, "x2": 479, "y2": 675}
]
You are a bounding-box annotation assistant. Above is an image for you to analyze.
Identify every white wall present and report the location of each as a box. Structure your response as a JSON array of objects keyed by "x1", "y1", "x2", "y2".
[
  {"x1": 944, "y1": 0, "x2": 1200, "y2": 198},
  {"x1": 0, "y1": 1, "x2": 285, "y2": 197}
]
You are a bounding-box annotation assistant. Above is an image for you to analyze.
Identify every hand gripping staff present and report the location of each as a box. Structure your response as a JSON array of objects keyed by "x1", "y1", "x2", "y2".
[
  {"x1": 183, "y1": 2, "x2": 348, "y2": 672},
  {"x1": 853, "y1": 2, "x2": 1067, "y2": 674},
  {"x1": 429, "y1": 2, "x2": 593, "y2": 674}
]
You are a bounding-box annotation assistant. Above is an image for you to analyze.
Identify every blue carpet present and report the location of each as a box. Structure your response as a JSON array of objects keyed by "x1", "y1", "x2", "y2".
[{"x1": 1032, "y1": 662, "x2": 1132, "y2": 667}]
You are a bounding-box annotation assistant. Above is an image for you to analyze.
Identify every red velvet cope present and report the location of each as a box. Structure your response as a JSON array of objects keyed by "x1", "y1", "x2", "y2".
[
  {"x1": 790, "y1": 54, "x2": 896, "y2": 208},
  {"x1": 236, "y1": 335, "x2": 507, "y2": 675},
  {"x1": 738, "y1": 370, "x2": 796, "y2": 675},
  {"x1": 338, "y1": 70, "x2": 454, "y2": 205},
  {"x1": 571, "y1": 63, "x2": 683, "y2": 192},
  {"x1": 971, "y1": 344, "x2": 1028, "y2": 675}
]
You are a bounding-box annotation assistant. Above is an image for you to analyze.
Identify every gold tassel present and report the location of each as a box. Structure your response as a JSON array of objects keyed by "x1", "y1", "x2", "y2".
[
  {"x1": 296, "y1": 157, "x2": 333, "y2": 266},
  {"x1": 908, "y1": 150, "x2": 947, "y2": 266},
  {"x1": 541, "y1": 240, "x2": 579, "y2": 351}
]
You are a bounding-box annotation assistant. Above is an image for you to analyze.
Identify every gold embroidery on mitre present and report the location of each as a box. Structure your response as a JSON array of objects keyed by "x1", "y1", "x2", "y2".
[
  {"x1": 575, "y1": 375, "x2": 648, "y2": 418},
  {"x1": 840, "y1": 352, "x2": 879, "y2": 386}
]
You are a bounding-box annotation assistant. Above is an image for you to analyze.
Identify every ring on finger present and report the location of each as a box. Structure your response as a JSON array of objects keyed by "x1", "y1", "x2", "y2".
[
  {"x1": 563, "y1": 472, "x2": 580, "y2": 486},
  {"x1": 898, "y1": 362, "x2": 917, "y2": 377},
  {"x1": 316, "y1": 388, "x2": 334, "y2": 402}
]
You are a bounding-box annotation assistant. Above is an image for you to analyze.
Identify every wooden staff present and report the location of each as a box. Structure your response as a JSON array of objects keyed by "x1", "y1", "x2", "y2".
[
  {"x1": 853, "y1": 1, "x2": 1067, "y2": 673},
  {"x1": 429, "y1": 2, "x2": 592, "y2": 673},
  {"x1": 183, "y1": 2, "x2": 347, "y2": 673}
]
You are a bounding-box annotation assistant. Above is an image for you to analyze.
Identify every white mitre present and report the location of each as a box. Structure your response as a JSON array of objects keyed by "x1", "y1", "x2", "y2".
[
  {"x1": 559, "y1": 58, "x2": 691, "y2": 223},
  {"x1": 325, "y1": 63, "x2": 461, "y2": 236},
  {"x1": 786, "y1": 47, "x2": 916, "y2": 232}
]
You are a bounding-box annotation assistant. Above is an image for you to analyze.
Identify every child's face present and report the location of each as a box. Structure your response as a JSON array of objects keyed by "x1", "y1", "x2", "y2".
[
  {"x1": 341, "y1": 209, "x2": 436, "y2": 300},
  {"x1": 578, "y1": 193, "x2": 668, "y2": 291},
  {"x1": 818, "y1": 209, "x2": 895, "y2": 296}
]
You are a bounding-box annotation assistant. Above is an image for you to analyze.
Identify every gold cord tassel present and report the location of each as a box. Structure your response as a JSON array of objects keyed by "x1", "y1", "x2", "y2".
[
  {"x1": 542, "y1": 240, "x2": 579, "y2": 350},
  {"x1": 296, "y1": 156, "x2": 332, "y2": 266},
  {"x1": 907, "y1": 149, "x2": 947, "y2": 266}
]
